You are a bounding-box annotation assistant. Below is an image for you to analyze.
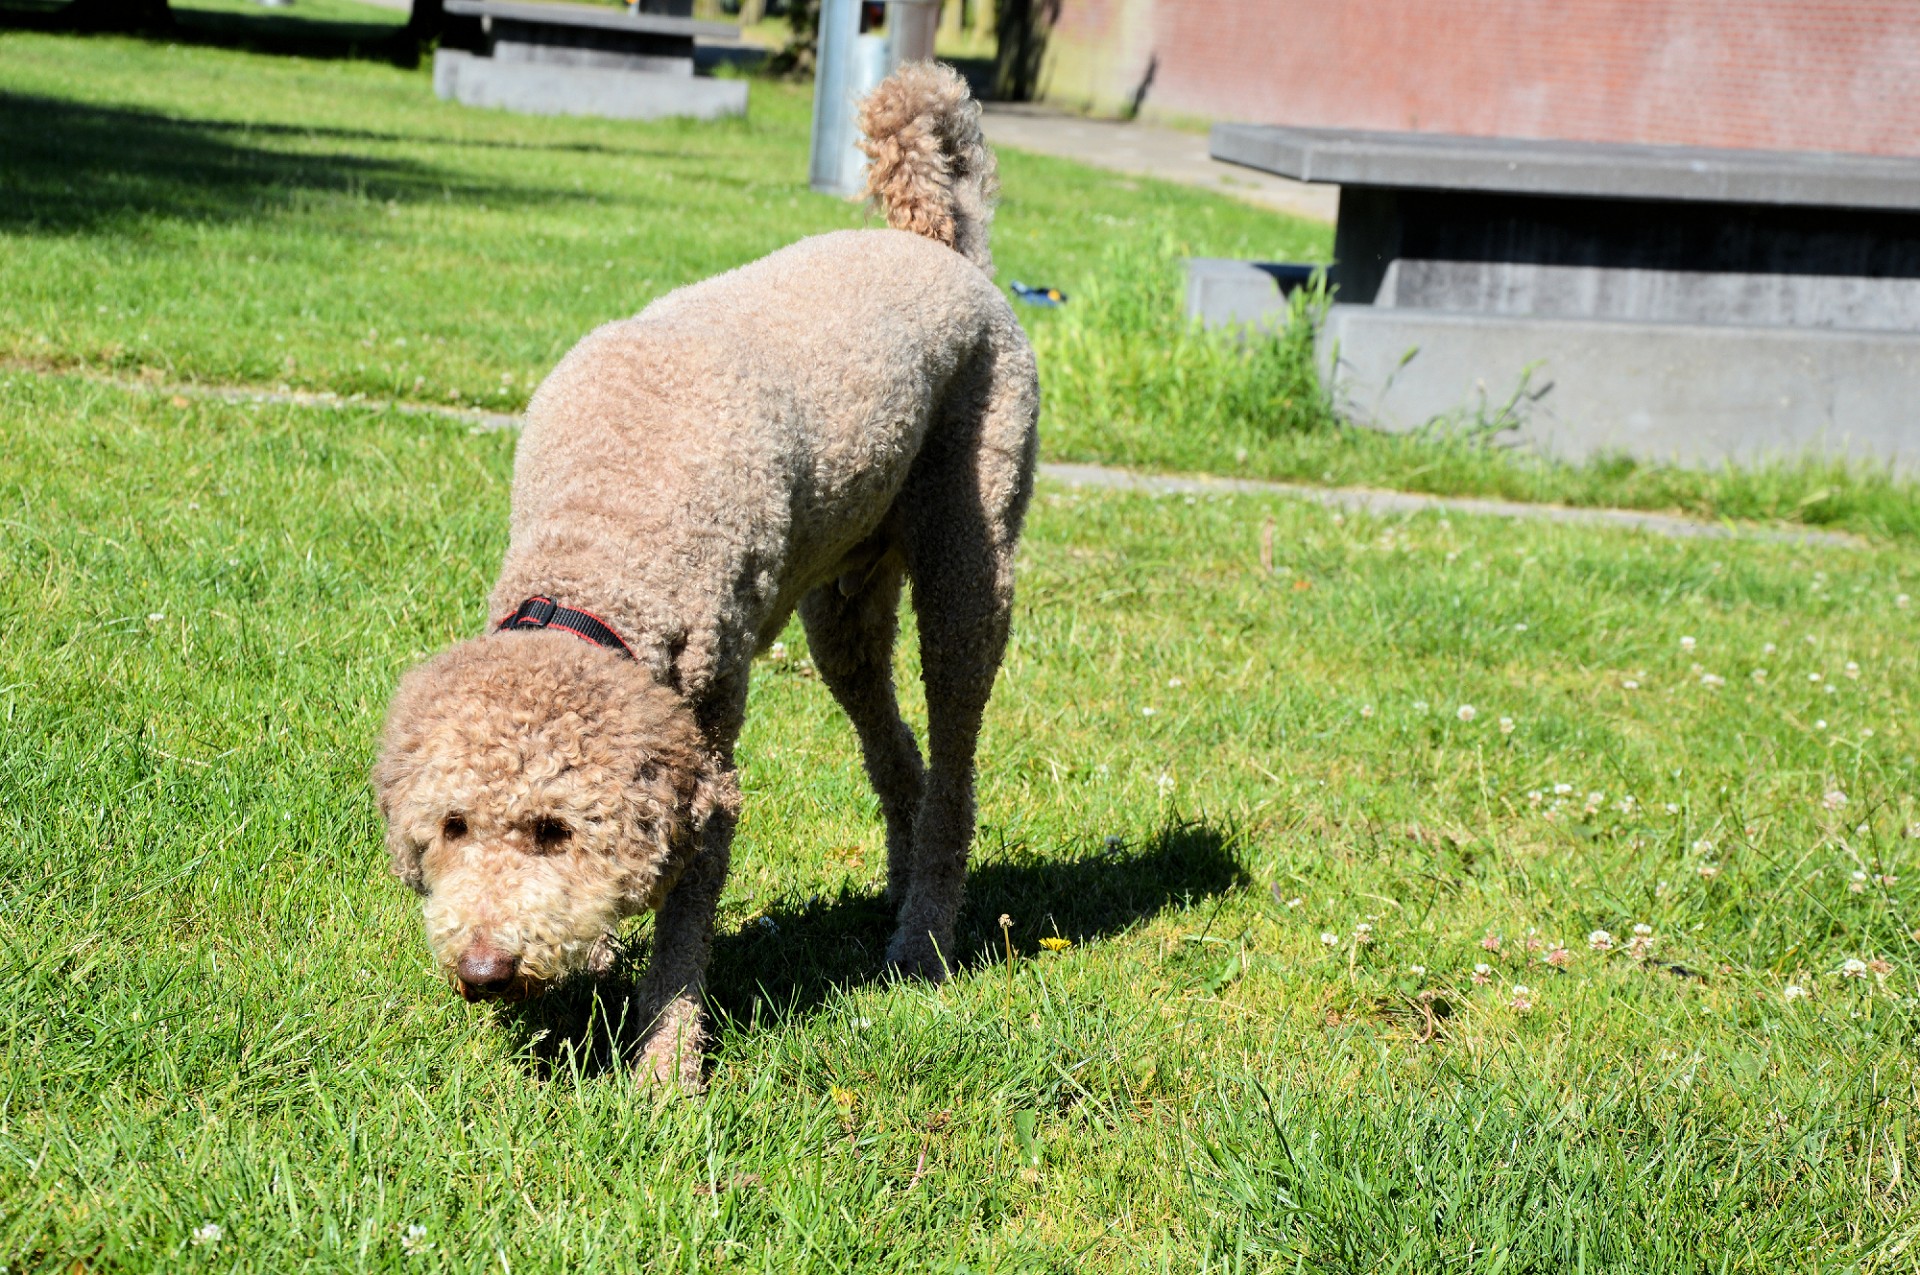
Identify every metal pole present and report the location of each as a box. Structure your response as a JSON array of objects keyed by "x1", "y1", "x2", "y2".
[{"x1": 808, "y1": 0, "x2": 862, "y2": 195}]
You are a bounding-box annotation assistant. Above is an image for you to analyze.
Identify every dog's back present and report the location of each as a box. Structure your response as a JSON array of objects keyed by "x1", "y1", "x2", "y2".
[{"x1": 496, "y1": 62, "x2": 1035, "y2": 694}]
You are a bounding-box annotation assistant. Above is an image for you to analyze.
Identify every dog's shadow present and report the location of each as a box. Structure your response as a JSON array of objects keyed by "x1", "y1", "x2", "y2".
[{"x1": 503, "y1": 819, "x2": 1247, "y2": 1079}]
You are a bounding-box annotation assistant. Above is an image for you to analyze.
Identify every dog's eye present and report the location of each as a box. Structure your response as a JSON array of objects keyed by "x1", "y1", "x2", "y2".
[
  {"x1": 442, "y1": 814, "x2": 468, "y2": 840},
  {"x1": 532, "y1": 817, "x2": 572, "y2": 851}
]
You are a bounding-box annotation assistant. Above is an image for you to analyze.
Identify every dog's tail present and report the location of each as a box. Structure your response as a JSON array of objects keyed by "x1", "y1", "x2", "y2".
[{"x1": 858, "y1": 61, "x2": 999, "y2": 276}]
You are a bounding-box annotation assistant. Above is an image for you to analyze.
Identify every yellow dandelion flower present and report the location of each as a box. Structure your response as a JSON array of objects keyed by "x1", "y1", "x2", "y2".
[
  {"x1": 1038, "y1": 937, "x2": 1072, "y2": 953},
  {"x1": 829, "y1": 1085, "x2": 858, "y2": 1107}
]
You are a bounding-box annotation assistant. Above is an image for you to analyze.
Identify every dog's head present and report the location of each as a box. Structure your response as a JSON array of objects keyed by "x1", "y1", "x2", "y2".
[{"x1": 372, "y1": 632, "x2": 736, "y2": 1002}]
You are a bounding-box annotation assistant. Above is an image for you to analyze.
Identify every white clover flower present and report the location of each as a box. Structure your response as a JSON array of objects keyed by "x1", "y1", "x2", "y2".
[
  {"x1": 1456, "y1": 705, "x2": 1477, "y2": 722},
  {"x1": 1691, "y1": 839, "x2": 1714, "y2": 855},
  {"x1": 1412, "y1": 700, "x2": 1430, "y2": 713},
  {"x1": 1680, "y1": 636, "x2": 1696, "y2": 651},
  {"x1": 1622, "y1": 679, "x2": 1640, "y2": 690},
  {"x1": 1353, "y1": 922, "x2": 1374, "y2": 945},
  {"x1": 401, "y1": 1225, "x2": 432, "y2": 1257},
  {"x1": 1697, "y1": 863, "x2": 1721, "y2": 880},
  {"x1": 1408, "y1": 965, "x2": 1426, "y2": 977},
  {"x1": 1845, "y1": 661, "x2": 1860, "y2": 679},
  {"x1": 1808, "y1": 672, "x2": 1824, "y2": 683},
  {"x1": 1895, "y1": 593, "x2": 1910, "y2": 608},
  {"x1": 191, "y1": 1224, "x2": 222, "y2": 1248},
  {"x1": 1140, "y1": 706, "x2": 1157, "y2": 717},
  {"x1": 1588, "y1": 930, "x2": 1614, "y2": 951},
  {"x1": 1699, "y1": 673, "x2": 1725, "y2": 688},
  {"x1": 1508, "y1": 984, "x2": 1534, "y2": 1012},
  {"x1": 1841, "y1": 958, "x2": 1870, "y2": 979},
  {"x1": 1285, "y1": 896, "x2": 1303, "y2": 909},
  {"x1": 1823, "y1": 790, "x2": 1849, "y2": 811},
  {"x1": 1784, "y1": 983, "x2": 1808, "y2": 1001},
  {"x1": 1814, "y1": 719, "x2": 1827, "y2": 730},
  {"x1": 1167, "y1": 677, "x2": 1184, "y2": 688},
  {"x1": 1359, "y1": 704, "x2": 1374, "y2": 718},
  {"x1": 1553, "y1": 783, "x2": 1574, "y2": 796},
  {"x1": 1764, "y1": 642, "x2": 1778, "y2": 655},
  {"x1": 1850, "y1": 870, "x2": 1869, "y2": 894},
  {"x1": 1632, "y1": 923, "x2": 1653, "y2": 937},
  {"x1": 1499, "y1": 717, "x2": 1515, "y2": 735},
  {"x1": 767, "y1": 641, "x2": 788, "y2": 662},
  {"x1": 1471, "y1": 963, "x2": 1492, "y2": 985},
  {"x1": 1155, "y1": 771, "x2": 1175, "y2": 796},
  {"x1": 1320, "y1": 931, "x2": 1339, "y2": 948},
  {"x1": 1751, "y1": 668, "x2": 1768, "y2": 682}
]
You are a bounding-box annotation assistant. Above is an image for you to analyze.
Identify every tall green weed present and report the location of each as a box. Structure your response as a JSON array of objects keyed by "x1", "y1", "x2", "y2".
[{"x1": 1029, "y1": 233, "x2": 1335, "y2": 458}]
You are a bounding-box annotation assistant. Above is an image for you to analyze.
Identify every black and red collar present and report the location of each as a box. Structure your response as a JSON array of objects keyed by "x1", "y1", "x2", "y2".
[{"x1": 496, "y1": 596, "x2": 636, "y2": 660}]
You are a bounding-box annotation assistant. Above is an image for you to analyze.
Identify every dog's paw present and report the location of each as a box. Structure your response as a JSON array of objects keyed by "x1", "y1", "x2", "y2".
[
  {"x1": 884, "y1": 929, "x2": 953, "y2": 983},
  {"x1": 637, "y1": 1036, "x2": 708, "y2": 1095},
  {"x1": 632, "y1": 998, "x2": 709, "y2": 1095}
]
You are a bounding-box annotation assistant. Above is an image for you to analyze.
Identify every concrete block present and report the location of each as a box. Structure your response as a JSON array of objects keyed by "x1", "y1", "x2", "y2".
[
  {"x1": 1321, "y1": 305, "x2": 1920, "y2": 472},
  {"x1": 433, "y1": 50, "x2": 746, "y2": 121},
  {"x1": 1183, "y1": 258, "x2": 1318, "y2": 331}
]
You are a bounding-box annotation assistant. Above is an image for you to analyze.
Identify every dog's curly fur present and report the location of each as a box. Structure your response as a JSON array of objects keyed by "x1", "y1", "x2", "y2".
[{"x1": 374, "y1": 62, "x2": 1038, "y2": 1092}]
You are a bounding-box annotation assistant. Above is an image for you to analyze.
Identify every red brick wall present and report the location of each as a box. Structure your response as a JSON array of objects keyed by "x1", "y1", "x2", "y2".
[{"x1": 1037, "y1": 0, "x2": 1920, "y2": 156}]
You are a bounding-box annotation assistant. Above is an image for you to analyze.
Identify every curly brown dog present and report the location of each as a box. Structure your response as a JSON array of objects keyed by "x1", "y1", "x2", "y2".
[{"x1": 373, "y1": 63, "x2": 1038, "y2": 1091}]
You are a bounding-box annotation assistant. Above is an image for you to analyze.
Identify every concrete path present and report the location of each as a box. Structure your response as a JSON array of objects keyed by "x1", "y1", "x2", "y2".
[
  {"x1": 31, "y1": 366, "x2": 1848, "y2": 544},
  {"x1": 980, "y1": 103, "x2": 1338, "y2": 223},
  {"x1": 1040, "y1": 462, "x2": 1859, "y2": 546}
]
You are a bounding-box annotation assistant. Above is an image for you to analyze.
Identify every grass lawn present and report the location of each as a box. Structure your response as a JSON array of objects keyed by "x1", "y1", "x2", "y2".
[{"x1": 3, "y1": 27, "x2": 1920, "y2": 1273}]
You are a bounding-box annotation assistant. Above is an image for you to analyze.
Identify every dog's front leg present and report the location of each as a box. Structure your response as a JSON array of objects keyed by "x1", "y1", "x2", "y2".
[{"x1": 634, "y1": 802, "x2": 734, "y2": 1093}]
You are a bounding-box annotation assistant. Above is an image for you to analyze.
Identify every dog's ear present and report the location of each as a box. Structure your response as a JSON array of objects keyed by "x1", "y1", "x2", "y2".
[
  {"x1": 373, "y1": 751, "x2": 430, "y2": 895},
  {"x1": 372, "y1": 669, "x2": 435, "y2": 896}
]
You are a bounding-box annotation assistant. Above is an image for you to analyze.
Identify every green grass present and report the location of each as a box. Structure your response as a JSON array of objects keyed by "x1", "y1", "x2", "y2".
[
  {"x1": 4, "y1": 368, "x2": 1919, "y2": 1271},
  {"x1": 4, "y1": 31, "x2": 1920, "y2": 1270}
]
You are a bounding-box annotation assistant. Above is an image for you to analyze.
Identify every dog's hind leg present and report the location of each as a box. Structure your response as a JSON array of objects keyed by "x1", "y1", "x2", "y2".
[
  {"x1": 887, "y1": 336, "x2": 1038, "y2": 980},
  {"x1": 799, "y1": 557, "x2": 926, "y2": 903}
]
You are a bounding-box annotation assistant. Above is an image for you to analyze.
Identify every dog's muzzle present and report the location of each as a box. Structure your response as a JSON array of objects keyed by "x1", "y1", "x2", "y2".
[{"x1": 452, "y1": 942, "x2": 546, "y2": 1002}]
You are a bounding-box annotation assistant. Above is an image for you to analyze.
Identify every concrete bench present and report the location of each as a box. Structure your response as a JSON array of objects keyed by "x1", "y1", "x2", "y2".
[
  {"x1": 434, "y1": 0, "x2": 747, "y2": 121},
  {"x1": 1199, "y1": 125, "x2": 1920, "y2": 470}
]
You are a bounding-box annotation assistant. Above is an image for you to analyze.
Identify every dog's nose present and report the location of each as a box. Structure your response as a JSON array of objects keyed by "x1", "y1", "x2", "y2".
[{"x1": 455, "y1": 944, "x2": 519, "y2": 998}]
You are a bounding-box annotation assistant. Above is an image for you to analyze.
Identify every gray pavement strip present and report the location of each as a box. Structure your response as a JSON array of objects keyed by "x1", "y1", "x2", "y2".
[
  {"x1": 22, "y1": 368, "x2": 1862, "y2": 547},
  {"x1": 1039, "y1": 462, "x2": 1863, "y2": 547}
]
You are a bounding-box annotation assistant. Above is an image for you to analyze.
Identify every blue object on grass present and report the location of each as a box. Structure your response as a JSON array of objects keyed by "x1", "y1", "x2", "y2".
[{"x1": 1010, "y1": 281, "x2": 1068, "y2": 308}]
